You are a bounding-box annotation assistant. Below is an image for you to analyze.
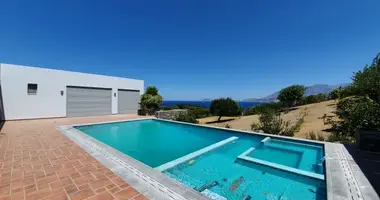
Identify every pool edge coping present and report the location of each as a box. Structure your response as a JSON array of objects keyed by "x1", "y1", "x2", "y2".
[{"x1": 58, "y1": 117, "x2": 379, "y2": 200}]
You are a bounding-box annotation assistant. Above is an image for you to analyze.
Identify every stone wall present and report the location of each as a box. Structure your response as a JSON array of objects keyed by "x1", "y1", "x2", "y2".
[{"x1": 155, "y1": 109, "x2": 188, "y2": 120}]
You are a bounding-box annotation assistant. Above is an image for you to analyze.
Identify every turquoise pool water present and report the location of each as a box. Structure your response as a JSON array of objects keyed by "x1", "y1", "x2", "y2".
[
  {"x1": 76, "y1": 119, "x2": 326, "y2": 200},
  {"x1": 249, "y1": 139, "x2": 324, "y2": 174},
  {"x1": 75, "y1": 119, "x2": 230, "y2": 167}
]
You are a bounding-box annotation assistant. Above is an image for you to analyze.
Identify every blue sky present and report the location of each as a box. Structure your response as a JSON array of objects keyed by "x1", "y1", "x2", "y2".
[{"x1": 1, "y1": 0, "x2": 380, "y2": 100}]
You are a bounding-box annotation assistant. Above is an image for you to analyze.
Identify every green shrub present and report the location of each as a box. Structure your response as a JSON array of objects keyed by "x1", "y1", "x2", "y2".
[
  {"x1": 251, "y1": 109, "x2": 297, "y2": 137},
  {"x1": 175, "y1": 113, "x2": 198, "y2": 124},
  {"x1": 329, "y1": 88, "x2": 341, "y2": 100},
  {"x1": 299, "y1": 93, "x2": 328, "y2": 105},
  {"x1": 160, "y1": 105, "x2": 210, "y2": 118},
  {"x1": 244, "y1": 102, "x2": 283, "y2": 116},
  {"x1": 307, "y1": 131, "x2": 325, "y2": 141},
  {"x1": 187, "y1": 107, "x2": 210, "y2": 118},
  {"x1": 333, "y1": 97, "x2": 380, "y2": 137}
]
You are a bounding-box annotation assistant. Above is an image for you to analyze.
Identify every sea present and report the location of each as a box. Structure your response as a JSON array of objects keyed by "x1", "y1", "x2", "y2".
[{"x1": 161, "y1": 101, "x2": 262, "y2": 110}]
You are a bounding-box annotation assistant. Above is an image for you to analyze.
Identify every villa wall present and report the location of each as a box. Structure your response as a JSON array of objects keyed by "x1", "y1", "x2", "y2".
[{"x1": 0, "y1": 63, "x2": 144, "y2": 120}]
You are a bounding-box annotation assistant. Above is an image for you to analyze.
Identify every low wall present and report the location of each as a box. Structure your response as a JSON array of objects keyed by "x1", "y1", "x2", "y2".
[{"x1": 155, "y1": 109, "x2": 187, "y2": 120}]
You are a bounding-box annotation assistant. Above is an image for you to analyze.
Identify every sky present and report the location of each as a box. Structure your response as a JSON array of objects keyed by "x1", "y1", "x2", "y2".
[{"x1": 1, "y1": 0, "x2": 380, "y2": 100}]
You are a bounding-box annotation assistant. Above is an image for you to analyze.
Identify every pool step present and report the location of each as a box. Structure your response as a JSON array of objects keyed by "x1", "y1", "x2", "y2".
[
  {"x1": 197, "y1": 181, "x2": 219, "y2": 192},
  {"x1": 261, "y1": 137, "x2": 271, "y2": 143},
  {"x1": 241, "y1": 195, "x2": 251, "y2": 200},
  {"x1": 156, "y1": 136, "x2": 239, "y2": 172},
  {"x1": 201, "y1": 189, "x2": 227, "y2": 200}
]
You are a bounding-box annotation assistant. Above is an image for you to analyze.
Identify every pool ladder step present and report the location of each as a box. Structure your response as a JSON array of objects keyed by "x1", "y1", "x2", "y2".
[
  {"x1": 196, "y1": 181, "x2": 219, "y2": 192},
  {"x1": 241, "y1": 195, "x2": 251, "y2": 200}
]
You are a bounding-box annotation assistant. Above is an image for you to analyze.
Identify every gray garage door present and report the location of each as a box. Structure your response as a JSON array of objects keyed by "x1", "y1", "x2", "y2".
[
  {"x1": 118, "y1": 89, "x2": 140, "y2": 114},
  {"x1": 66, "y1": 86, "x2": 112, "y2": 117}
]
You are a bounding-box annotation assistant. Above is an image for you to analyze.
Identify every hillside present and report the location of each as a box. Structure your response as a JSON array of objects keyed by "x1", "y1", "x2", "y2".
[
  {"x1": 198, "y1": 100, "x2": 337, "y2": 139},
  {"x1": 242, "y1": 83, "x2": 348, "y2": 102}
]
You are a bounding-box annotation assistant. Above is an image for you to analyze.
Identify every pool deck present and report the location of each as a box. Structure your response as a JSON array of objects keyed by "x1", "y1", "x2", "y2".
[
  {"x1": 1, "y1": 116, "x2": 379, "y2": 200},
  {"x1": 0, "y1": 114, "x2": 151, "y2": 200}
]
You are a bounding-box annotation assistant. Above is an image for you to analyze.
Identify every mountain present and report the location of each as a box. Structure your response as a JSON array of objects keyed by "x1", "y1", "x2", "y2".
[{"x1": 242, "y1": 83, "x2": 349, "y2": 102}]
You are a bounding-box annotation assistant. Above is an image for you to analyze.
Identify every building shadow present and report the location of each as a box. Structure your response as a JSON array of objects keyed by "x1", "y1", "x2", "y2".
[
  {"x1": 0, "y1": 85, "x2": 5, "y2": 131},
  {"x1": 344, "y1": 144, "x2": 380, "y2": 197}
]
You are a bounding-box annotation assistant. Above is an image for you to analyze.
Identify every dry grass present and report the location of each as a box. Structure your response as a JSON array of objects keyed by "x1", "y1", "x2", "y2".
[{"x1": 197, "y1": 100, "x2": 338, "y2": 139}]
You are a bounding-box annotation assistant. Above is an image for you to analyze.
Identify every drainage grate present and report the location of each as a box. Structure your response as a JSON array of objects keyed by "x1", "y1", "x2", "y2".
[{"x1": 337, "y1": 146, "x2": 363, "y2": 200}]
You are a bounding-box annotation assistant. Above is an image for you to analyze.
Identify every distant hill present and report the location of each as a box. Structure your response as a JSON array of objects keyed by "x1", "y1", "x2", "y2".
[{"x1": 242, "y1": 84, "x2": 349, "y2": 102}]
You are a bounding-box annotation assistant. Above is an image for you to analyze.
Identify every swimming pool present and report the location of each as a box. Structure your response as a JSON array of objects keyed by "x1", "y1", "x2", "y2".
[{"x1": 75, "y1": 119, "x2": 326, "y2": 200}]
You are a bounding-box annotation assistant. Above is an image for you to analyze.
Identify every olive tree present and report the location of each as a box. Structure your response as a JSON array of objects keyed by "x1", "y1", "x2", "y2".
[
  {"x1": 277, "y1": 85, "x2": 306, "y2": 107},
  {"x1": 209, "y1": 98, "x2": 242, "y2": 121}
]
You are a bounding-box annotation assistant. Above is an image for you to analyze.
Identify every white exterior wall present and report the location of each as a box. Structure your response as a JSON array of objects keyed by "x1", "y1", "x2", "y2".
[{"x1": 0, "y1": 63, "x2": 144, "y2": 120}]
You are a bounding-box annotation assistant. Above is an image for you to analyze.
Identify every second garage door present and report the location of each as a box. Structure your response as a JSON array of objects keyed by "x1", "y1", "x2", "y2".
[
  {"x1": 66, "y1": 86, "x2": 112, "y2": 117},
  {"x1": 118, "y1": 89, "x2": 140, "y2": 114}
]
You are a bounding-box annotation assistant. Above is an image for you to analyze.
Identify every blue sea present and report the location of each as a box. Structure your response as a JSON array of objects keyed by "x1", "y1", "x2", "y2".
[{"x1": 161, "y1": 101, "x2": 261, "y2": 110}]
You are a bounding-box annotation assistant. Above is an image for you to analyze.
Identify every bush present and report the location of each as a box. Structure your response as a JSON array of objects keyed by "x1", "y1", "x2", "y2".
[
  {"x1": 333, "y1": 97, "x2": 380, "y2": 137},
  {"x1": 187, "y1": 107, "x2": 211, "y2": 118},
  {"x1": 160, "y1": 104, "x2": 210, "y2": 118},
  {"x1": 251, "y1": 109, "x2": 297, "y2": 136},
  {"x1": 328, "y1": 88, "x2": 341, "y2": 100},
  {"x1": 299, "y1": 93, "x2": 328, "y2": 105},
  {"x1": 307, "y1": 131, "x2": 325, "y2": 141},
  {"x1": 175, "y1": 113, "x2": 198, "y2": 124},
  {"x1": 277, "y1": 85, "x2": 306, "y2": 107},
  {"x1": 244, "y1": 102, "x2": 283, "y2": 116},
  {"x1": 209, "y1": 98, "x2": 242, "y2": 121}
]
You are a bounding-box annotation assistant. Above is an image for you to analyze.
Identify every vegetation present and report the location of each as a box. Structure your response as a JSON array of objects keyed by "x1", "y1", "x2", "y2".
[
  {"x1": 306, "y1": 131, "x2": 325, "y2": 141},
  {"x1": 300, "y1": 93, "x2": 327, "y2": 105},
  {"x1": 161, "y1": 104, "x2": 210, "y2": 118},
  {"x1": 209, "y1": 98, "x2": 242, "y2": 121},
  {"x1": 244, "y1": 102, "x2": 283, "y2": 116},
  {"x1": 139, "y1": 86, "x2": 163, "y2": 114},
  {"x1": 328, "y1": 87, "x2": 342, "y2": 100},
  {"x1": 175, "y1": 113, "x2": 198, "y2": 124},
  {"x1": 251, "y1": 106, "x2": 308, "y2": 137},
  {"x1": 277, "y1": 85, "x2": 306, "y2": 107},
  {"x1": 329, "y1": 53, "x2": 380, "y2": 142}
]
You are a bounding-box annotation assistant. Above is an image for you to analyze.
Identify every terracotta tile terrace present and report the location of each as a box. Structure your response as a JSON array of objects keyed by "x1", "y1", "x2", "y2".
[{"x1": 0, "y1": 114, "x2": 150, "y2": 200}]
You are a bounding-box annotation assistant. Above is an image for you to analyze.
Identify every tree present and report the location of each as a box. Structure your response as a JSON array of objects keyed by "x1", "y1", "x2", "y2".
[
  {"x1": 277, "y1": 85, "x2": 306, "y2": 107},
  {"x1": 209, "y1": 98, "x2": 242, "y2": 121},
  {"x1": 331, "y1": 53, "x2": 380, "y2": 140},
  {"x1": 328, "y1": 87, "x2": 341, "y2": 99},
  {"x1": 351, "y1": 53, "x2": 380, "y2": 103},
  {"x1": 140, "y1": 86, "x2": 163, "y2": 113}
]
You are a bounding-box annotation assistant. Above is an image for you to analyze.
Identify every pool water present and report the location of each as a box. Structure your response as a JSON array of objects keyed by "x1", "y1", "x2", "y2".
[
  {"x1": 250, "y1": 145, "x2": 303, "y2": 168},
  {"x1": 249, "y1": 139, "x2": 324, "y2": 174},
  {"x1": 75, "y1": 119, "x2": 326, "y2": 200},
  {"x1": 164, "y1": 138, "x2": 326, "y2": 200},
  {"x1": 75, "y1": 119, "x2": 230, "y2": 167}
]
